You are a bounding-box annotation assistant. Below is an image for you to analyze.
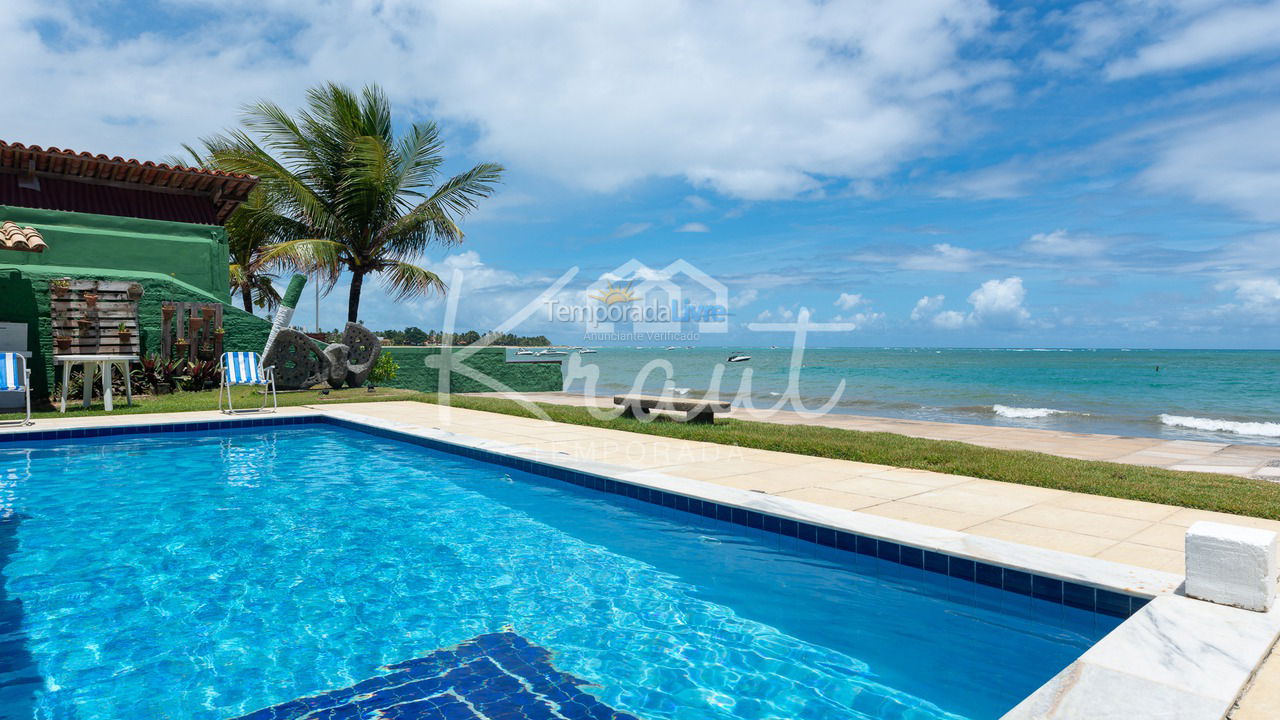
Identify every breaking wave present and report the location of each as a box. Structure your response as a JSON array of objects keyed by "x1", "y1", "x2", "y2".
[
  {"x1": 992, "y1": 405, "x2": 1069, "y2": 419},
  {"x1": 1159, "y1": 415, "x2": 1280, "y2": 438}
]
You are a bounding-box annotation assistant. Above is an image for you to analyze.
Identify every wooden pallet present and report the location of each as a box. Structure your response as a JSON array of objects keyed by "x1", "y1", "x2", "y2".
[
  {"x1": 49, "y1": 279, "x2": 141, "y2": 356},
  {"x1": 160, "y1": 302, "x2": 224, "y2": 363}
]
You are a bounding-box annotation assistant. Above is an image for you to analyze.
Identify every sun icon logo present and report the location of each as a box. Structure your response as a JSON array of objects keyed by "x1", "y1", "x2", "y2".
[{"x1": 589, "y1": 280, "x2": 640, "y2": 305}]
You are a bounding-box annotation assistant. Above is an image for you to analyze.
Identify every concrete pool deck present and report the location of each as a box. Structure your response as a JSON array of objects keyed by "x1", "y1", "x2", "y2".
[{"x1": 6, "y1": 399, "x2": 1280, "y2": 716}]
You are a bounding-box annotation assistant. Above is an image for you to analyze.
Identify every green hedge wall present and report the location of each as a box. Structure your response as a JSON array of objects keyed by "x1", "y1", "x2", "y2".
[{"x1": 381, "y1": 347, "x2": 563, "y2": 393}]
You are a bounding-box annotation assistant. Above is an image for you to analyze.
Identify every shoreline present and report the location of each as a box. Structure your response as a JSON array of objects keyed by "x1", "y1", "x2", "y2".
[{"x1": 480, "y1": 391, "x2": 1280, "y2": 481}]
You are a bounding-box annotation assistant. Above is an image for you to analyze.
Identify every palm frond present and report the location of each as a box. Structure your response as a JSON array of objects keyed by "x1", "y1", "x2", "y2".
[{"x1": 378, "y1": 260, "x2": 446, "y2": 301}]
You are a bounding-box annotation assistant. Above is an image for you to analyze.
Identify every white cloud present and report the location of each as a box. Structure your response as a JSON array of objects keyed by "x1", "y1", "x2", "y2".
[
  {"x1": 933, "y1": 164, "x2": 1035, "y2": 199},
  {"x1": 834, "y1": 292, "x2": 867, "y2": 310},
  {"x1": 0, "y1": 0, "x2": 1006, "y2": 201},
  {"x1": 914, "y1": 277, "x2": 1033, "y2": 330},
  {"x1": 1220, "y1": 277, "x2": 1280, "y2": 311},
  {"x1": 932, "y1": 310, "x2": 969, "y2": 330},
  {"x1": 756, "y1": 305, "x2": 796, "y2": 322},
  {"x1": 1142, "y1": 108, "x2": 1280, "y2": 222},
  {"x1": 967, "y1": 276, "x2": 1031, "y2": 328},
  {"x1": 900, "y1": 243, "x2": 983, "y2": 272},
  {"x1": 911, "y1": 294, "x2": 945, "y2": 321},
  {"x1": 833, "y1": 310, "x2": 885, "y2": 328},
  {"x1": 612, "y1": 222, "x2": 653, "y2": 239},
  {"x1": 732, "y1": 288, "x2": 759, "y2": 309},
  {"x1": 684, "y1": 195, "x2": 713, "y2": 211},
  {"x1": 1022, "y1": 229, "x2": 1107, "y2": 257},
  {"x1": 1107, "y1": 2, "x2": 1280, "y2": 79},
  {"x1": 676, "y1": 222, "x2": 710, "y2": 233}
]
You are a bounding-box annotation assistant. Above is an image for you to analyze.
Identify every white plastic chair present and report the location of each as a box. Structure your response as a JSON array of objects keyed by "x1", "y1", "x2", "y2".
[
  {"x1": 218, "y1": 351, "x2": 277, "y2": 414},
  {"x1": 0, "y1": 353, "x2": 32, "y2": 426}
]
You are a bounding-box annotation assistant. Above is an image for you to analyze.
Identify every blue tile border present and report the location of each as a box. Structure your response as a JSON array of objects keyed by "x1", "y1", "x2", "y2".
[{"x1": 1, "y1": 414, "x2": 1151, "y2": 619}]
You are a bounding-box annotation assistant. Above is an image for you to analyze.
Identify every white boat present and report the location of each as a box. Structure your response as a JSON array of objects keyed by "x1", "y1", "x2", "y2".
[
  {"x1": 579, "y1": 348, "x2": 598, "y2": 354},
  {"x1": 515, "y1": 349, "x2": 535, "y2": 356},
  {"x1": 727, "y1": 353, "x2": 751, "y2": 363},
  {"x1": 535, "y1": 349, "x2": 569, "y2": 357},
  {"x1": 665, "y1": 346, "x2": 679, "y2": 350}
]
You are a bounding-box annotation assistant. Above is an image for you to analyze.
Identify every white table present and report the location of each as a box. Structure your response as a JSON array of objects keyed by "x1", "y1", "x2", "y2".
[{"x1": 55, "y1": 354, "x2": 137, "y2": 412}]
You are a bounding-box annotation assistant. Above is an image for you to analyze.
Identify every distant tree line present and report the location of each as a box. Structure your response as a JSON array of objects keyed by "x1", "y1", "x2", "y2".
[{"x1": 374, "y1": 327, "x2": 550, "y2": 347}]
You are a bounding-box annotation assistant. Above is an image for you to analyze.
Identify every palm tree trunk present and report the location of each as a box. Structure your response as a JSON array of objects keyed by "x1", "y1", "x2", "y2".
[
  {"x1": 348, "y1": 270, "x2": 365, "y2": 323},
  {"x1": 242, "y1": 285, "x2": 254, "y2": 313}
]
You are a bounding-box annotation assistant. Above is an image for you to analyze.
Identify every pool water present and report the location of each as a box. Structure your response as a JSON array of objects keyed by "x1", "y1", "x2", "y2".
[{"x1": 0, "y1": 425, "x2": 1120, "y2": 719}]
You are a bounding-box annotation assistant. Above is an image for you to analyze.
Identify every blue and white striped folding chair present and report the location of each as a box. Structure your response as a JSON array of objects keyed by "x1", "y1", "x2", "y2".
[
  {"x1": 219, "y1": 351, "x2": 277, "y2": 414},
  {"x1": 0, "y1": 353, "x2": 32, "y2": 426}
]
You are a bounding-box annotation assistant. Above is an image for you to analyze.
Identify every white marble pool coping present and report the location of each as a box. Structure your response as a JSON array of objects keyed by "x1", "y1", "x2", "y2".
[{"x1": 13, "y1": 408, "x2": 1280, "y2": 718}]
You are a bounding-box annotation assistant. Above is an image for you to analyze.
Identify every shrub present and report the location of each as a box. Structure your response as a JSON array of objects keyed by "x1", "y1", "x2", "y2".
[{"x1": 369, "y1": 352, "x2": 399, "y2": 384}]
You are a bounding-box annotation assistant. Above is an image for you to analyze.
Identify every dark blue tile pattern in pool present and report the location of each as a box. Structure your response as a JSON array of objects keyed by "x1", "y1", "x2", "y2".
[
  {"x1": 1, "y1": 415, "x2": 1151, "y2": 619},
  {"x1": 230, "y1": 630, "x2": 638, "y2": 720}
]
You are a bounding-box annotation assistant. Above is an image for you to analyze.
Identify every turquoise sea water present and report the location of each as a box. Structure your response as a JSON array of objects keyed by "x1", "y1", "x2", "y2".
[
  {"x1": 0, "y1": 426, "x2": 1118, "y2": 719},
  {"x1": 559, "y1": 348, "x2": 1280, "y2": 444}
]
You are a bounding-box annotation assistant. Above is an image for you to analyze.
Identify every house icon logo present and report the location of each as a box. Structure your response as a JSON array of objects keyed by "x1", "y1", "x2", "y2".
[{"x1": 589, "y1": 258, "x2": 729, "y2": 335}]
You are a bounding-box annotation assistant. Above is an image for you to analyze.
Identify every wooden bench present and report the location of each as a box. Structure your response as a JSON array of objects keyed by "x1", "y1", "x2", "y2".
[{"x1": 612, "y1": 394, "x2": 731, "y2": 424}]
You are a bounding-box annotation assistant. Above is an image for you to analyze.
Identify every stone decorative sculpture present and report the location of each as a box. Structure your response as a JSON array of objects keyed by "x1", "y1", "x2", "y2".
[
  {"x1": 263, "y1": 322, "x2": 382, "y2": 390},
  {"x1": 263, "y1": 328, "x2": 329, "y2": 390},
  {"x1": 341, "y1": 322, "x2": 381, "y2": 387},
  {"x1": 321, "y1": 343, "x2": 349, "y2": 388}
]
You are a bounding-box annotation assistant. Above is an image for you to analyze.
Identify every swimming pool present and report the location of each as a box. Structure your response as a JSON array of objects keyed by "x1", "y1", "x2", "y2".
[{"x1": 0, "y1": 418, "x2": 1132, "y2": 719}]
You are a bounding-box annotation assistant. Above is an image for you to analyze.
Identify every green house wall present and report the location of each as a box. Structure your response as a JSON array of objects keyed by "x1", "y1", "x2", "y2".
[{"x1": 1, "y1": 206, "x2": 233, "y2": 298}]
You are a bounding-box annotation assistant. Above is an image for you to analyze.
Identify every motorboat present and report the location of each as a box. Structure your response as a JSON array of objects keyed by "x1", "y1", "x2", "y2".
[{"x1": 727, "y1": 353, "x2": 751, "y2": 363}]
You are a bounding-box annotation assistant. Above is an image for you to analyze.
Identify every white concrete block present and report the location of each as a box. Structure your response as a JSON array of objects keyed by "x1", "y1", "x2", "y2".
[{"x1": 1185, "y1": 521, "x2": 1277, "y2": 612}]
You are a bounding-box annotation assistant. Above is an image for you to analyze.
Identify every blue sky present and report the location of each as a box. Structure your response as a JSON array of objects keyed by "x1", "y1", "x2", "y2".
[{"x1": 5, "y1": 0, "x2": 1280, "y2": 347}]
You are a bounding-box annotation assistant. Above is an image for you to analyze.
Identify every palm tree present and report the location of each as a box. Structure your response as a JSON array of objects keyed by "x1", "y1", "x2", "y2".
[
  {"x1": 225, "y1": 189, "x2": 283, "y2": 313},
  {"x1": 207, "y1": 83, "x2": 503, "y2": 322},
  {"x1": 167, "y1": 145, "x2": 284, "y2": 314}
]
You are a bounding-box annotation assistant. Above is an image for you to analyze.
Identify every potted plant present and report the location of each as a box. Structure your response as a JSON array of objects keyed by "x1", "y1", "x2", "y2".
[
  {"x1": 83, "y1": 292, "x2": 99, "y2": 308},
  {"x1": 201, "y1": 306, "x2": 216, "y2": 323},
  {"x1": 118, "y1": 322, "x2": 132, "y2": 343},
  {"x1": 54, "y1": 335, "x2": 72, "y2": 351},
  {"x1": 173, "y1": 337, "x2": 190, "y2": 359},
  {"x1": 161, "y1": 304, "x2": 174, "y2": 324},
  {"x1": 50, "y1": 278, "x2": 70, "y2": 297},
  {"x1": 76, "y1": 317, "x2": 93, "y2": 331},
  {"x1": 126, "y1": 283, "x2": 144, "y2": 300},
  {"x1": 188, "y1": 316, "x2": 205, "y2": 335},
  {"x1": 213, "y1": 326, "x2": 226, "y2": 338},
  {"x1": 197, "y1": 342, "x2": 214, "y2": 361}
]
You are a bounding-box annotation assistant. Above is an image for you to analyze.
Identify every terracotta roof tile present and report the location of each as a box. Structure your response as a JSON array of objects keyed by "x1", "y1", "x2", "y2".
[
  {"x1": 0, "y1": 220, "x2": 46, "y2": 252},
  {"x1": 0, "y1": 140, "x2": 259, "y2": 224}
]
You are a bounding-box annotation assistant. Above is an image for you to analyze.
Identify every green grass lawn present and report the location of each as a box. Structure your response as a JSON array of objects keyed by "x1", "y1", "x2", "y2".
[
  {"x1": 431, "y1": 394, "x2": 1280, "y2": 522},
  {"x1": 0, "y1": 386, "x2": 419, "y2": 421},
  {"x1": 6, "y1": 389, "x2": 1280, "y2": 521}
]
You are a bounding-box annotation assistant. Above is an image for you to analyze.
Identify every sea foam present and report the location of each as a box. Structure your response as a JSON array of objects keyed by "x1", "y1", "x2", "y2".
[
  {"x1": 1159, "y1": 414, "x2": 1280, "y2": 438},
  {"x1": 993, "y1": 404, "x2": 1067, "y2": 419}
]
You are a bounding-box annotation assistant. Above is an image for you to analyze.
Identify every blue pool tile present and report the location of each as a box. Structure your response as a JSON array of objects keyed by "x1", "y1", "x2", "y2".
[
  {"x1": 797, "y1": 523, "x2": 817, "y2": 543},
  {"x1": 900, "y1": 546, "x2": 924, "y2": 569},
  {"x1": 761, "y1": 514, "x2": 780, "y2": 533},
  {"x1": 876, "y1": 540, "x2": 900, "y2": 563},
  {"x1": 746, "y1": 511, "x2": 764, "y2": 530},
  {"x1": 1131, "y1": 596, "x2": 1150, "y2": 614},
  {"x1": 1032, "y1": 576, "x2": 1063, "y2": 603},
  {"x1": 835, "y1": 531, "x2": 856, "y2": 552},
  {"x1": 949, "y1": 557, "x2": 975, "y2": 582},
  {"x1": 922, "y1": 550, "x2": 949, "y2": 575},
  {"x1": 1095, "y1": 589, "x2": 1132, "y2": 618},
  {"x1": 1003, "y1": 569, "x2": 1033, "y2": 596},
  {"x1": 815, "y1": 526, "x2": 836, "y2": 548},
  {"x1": 975, "y1": 562, "x2": 1003, "y2": 589},
  {"x1": 1063, "y1": 582, "x2": 1096, "y2": 611},
  {"x1": 778, "y1": 518, "x2": 798, "y2": 537},
  {"x1": 855, "y1": 535, "x2": 877, "y2": 557}
]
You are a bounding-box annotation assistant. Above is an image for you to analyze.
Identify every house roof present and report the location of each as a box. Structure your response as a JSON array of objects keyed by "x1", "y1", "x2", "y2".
[
  {"x1": 0, "y1": 140, "x2": 258, "y2": 225},
  {"x1": 0, "y1": 221, "x2": 46, "y2": 252}
]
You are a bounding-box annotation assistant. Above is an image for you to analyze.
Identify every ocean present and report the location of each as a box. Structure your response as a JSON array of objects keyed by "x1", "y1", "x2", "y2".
[{"x1": 556, "y1": 347, "x2": 1280, "y2": 446}]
